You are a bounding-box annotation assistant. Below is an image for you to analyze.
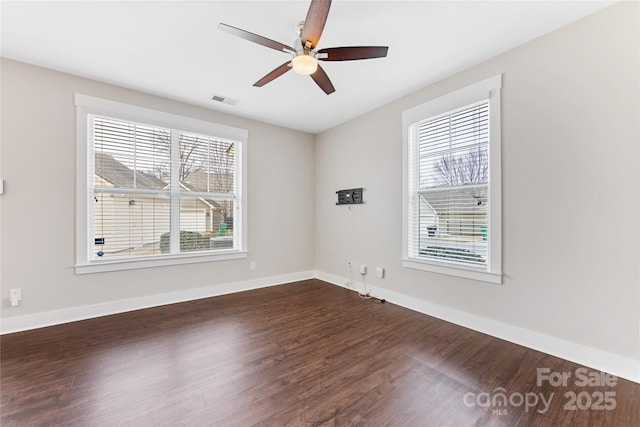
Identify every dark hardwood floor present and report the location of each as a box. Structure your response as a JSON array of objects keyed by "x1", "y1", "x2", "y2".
[{"x1": 1, "y1": 279, "x2": 638, "y2": 426}]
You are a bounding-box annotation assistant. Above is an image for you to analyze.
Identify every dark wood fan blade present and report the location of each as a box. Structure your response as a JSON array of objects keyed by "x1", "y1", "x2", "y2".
[
  {"x1": 218, "y1": 23, "x2": 294, "y2": 53},
  {"x1": 310, "y1": 64, "x2": 335, "y2": 95},
  {"x1": 253, "y1": 62, "x2": 292, "y2": 87},
  {"x1": 318, "y1": 46, "x2": 389, "y2": 61},
  {"x1": 301, "y1": 0, "x2": 332, "y2": 49}
]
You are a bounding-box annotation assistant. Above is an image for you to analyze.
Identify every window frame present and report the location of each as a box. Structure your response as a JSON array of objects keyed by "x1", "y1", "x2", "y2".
[
  {"x1": 402, "y1": 75, "x2": 502, "y2": 284},
  {"x1": 75, "y1": 94, "x2": 248, "y2": 274}
]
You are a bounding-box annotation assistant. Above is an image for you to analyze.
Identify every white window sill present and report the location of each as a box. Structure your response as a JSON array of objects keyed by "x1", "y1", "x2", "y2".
[
  {"x1": 403, "y1": 257, "x2": 502, "y2": 284},
  {"x1": 76, "y1": 250, "x2": 248, "y2": 274}
]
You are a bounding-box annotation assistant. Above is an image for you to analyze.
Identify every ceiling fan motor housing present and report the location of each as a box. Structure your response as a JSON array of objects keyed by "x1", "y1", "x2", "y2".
[{"x1": 293, "y1": 38, "x2": 318, "y2": 58}]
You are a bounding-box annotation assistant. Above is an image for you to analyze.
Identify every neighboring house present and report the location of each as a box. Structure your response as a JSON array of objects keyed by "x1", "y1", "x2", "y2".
[
  {"x1": 182, "y1": 169, "x2": 235, "y2": 226},
  {"x1": 176, "y1": 181, "x2": 224, "y2": 233},
  {"x1": 94, "y1": 152, "x2": 223, "y2": 255},
  {"x1": 418, "y1": 185, "x2": 487, "y2": 242}
]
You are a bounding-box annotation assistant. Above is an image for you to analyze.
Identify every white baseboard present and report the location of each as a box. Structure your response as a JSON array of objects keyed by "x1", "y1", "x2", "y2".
[
  {"x1": 0, "y1": 271, "x2": 315, "y2": 335},
  {"x1": 316, "y1": 271, "x2": 640, "y2": 384}
]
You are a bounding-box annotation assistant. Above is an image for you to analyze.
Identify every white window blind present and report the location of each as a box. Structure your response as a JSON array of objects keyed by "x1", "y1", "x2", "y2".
[
  {"x1": 403, "y1": 75, "x2": 502, "y2": 283},
  {"x1": 90, "y1": 115, "x2": 238, "y2": 261},
  {"x1": 408, "y1": 101, "x2": 490, "y2": 268}
]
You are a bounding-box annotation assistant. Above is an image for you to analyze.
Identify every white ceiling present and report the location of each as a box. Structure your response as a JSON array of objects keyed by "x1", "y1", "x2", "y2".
[{"x1": 1, "y1": 1, "x2": 614, "y2": 134}]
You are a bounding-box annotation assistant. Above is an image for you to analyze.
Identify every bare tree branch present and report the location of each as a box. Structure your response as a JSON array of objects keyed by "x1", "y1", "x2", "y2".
[{"x1": 434, "y1": 146, "x2": 488, "y2": 186}]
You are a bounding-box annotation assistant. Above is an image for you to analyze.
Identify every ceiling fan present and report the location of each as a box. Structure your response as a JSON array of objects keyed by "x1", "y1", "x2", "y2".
[{"x1": 218, "y1": 0, "x2": 388, "y2": 95}]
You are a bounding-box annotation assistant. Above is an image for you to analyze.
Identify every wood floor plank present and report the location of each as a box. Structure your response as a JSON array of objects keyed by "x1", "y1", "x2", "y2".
[{"x1": 1, "y1": 279, "x2": 638, "y2": 426}]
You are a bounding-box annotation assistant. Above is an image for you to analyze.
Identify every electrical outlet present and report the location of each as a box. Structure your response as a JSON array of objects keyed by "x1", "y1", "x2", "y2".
[
  {"x1": 250, "y1": 261, "x2": 256, "y2": 270},
  {"x1": 376, "y1": 266, "x2": 385, "y2": 278},
  {"x1": 9, "y1": 288, "x2": 22, "y2": 307},
  {"x1": 359, "y1": 264, "x2": 367, "y2": 275}
]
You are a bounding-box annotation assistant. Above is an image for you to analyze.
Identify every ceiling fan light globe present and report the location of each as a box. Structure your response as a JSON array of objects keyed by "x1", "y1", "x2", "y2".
[{"x1": 292, "y1": 54, "x2": 318, "y2": 75}]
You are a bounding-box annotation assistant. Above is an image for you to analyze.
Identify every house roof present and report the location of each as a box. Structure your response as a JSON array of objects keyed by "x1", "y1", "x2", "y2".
[
  {"x1": 95, "y1": 152, "x2": 167, "y2": 189},
  {"x1": 419, "y1": 185, "x2": 487, "y2": 215},
  {"x1": 95, "y1": 152, "x2": 222, "y2": 210},
  {"x1": 178, "y1": 181, "x2": 223, "y2": 210}
]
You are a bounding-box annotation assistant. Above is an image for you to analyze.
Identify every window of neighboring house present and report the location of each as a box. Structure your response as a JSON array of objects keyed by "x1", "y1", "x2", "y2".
[
  {"x1": 75, "y1": 94, "x2": 247, "y2": 273},
  {"x1": 402, "y1": 75, "x2": 502, "y2": 284}
]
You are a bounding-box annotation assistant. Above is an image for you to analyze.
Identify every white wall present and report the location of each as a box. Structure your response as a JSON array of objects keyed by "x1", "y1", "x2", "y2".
[
  {"x1": 315, "y1": 1, "x2": 639, "y2": 365},
  {"x1": 0, "y1": 58, "x2": 315, "y2": 317}
]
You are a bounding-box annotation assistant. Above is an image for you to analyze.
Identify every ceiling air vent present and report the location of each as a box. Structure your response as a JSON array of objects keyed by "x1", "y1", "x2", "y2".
[{"x1": 211, "y1": 94, "x2": 237, "y2": 106}]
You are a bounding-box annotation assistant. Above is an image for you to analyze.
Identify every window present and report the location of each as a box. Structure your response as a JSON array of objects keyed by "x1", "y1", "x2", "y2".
[
  {"x1": 402, "y1": 75, "x2": 502, "y2": 283},
  {"x1": 75, "y1": 95, "x2": 247, "y2": 273}
]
